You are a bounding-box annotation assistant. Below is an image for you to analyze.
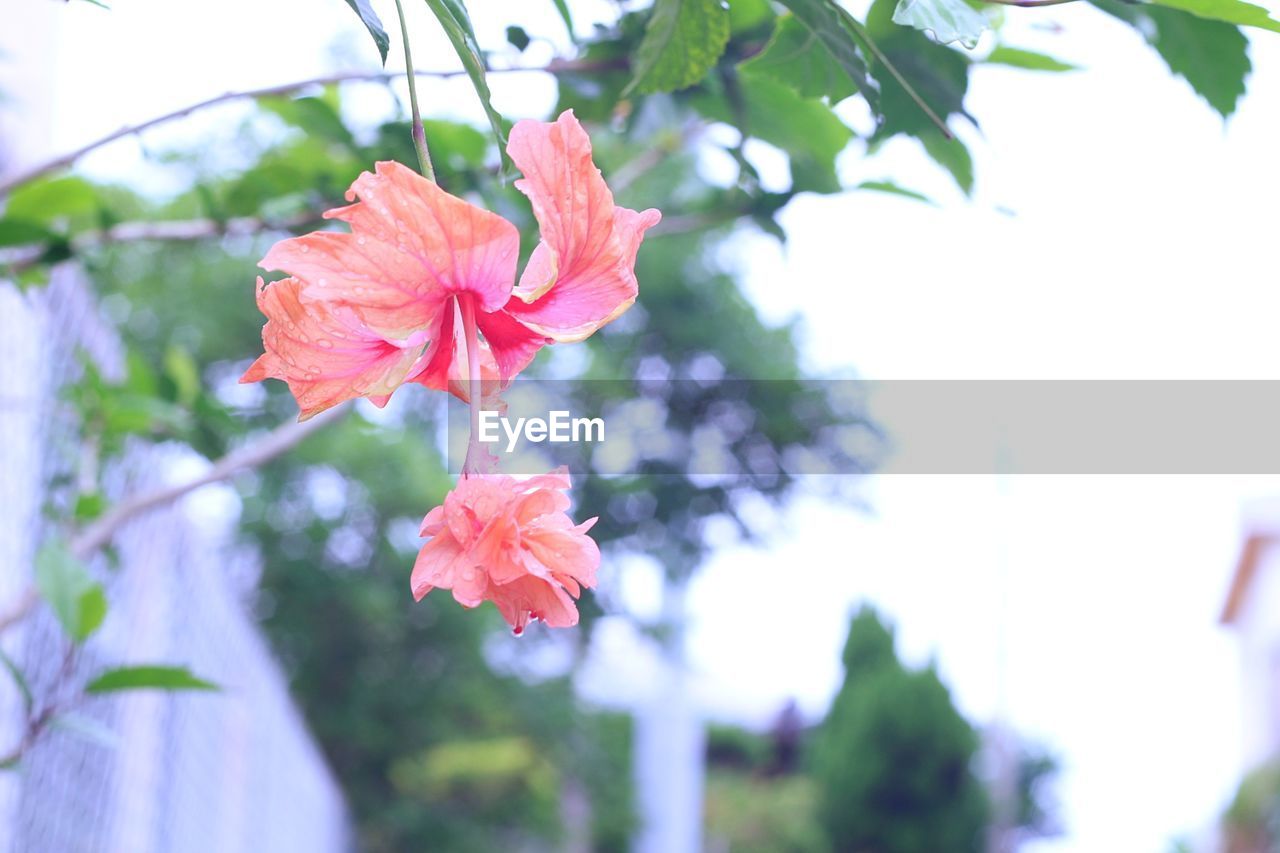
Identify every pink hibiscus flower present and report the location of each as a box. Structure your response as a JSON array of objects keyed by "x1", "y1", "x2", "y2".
[
  {"x1": 241, "y1": 110, "x2": 661, "y2": 420},
  {"x1": 411, "y1": 467, "x2": 600, "y2": 634}
]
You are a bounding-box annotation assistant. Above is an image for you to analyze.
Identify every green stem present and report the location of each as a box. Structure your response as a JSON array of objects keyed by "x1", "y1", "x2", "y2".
[{"x1": 393, "y1": 0, "x2": 436, "y2": 181}]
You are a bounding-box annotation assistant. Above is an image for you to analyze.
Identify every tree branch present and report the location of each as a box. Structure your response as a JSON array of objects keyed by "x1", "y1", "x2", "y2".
[
  {"x1": 0, "y1": 59, "x2": 623, "y2": 198},
  {"x1": 2, "y1": 212, "x2": 324, "y2": 273},
  {"x1": 0, "y1": 403, "x2": 351, "y2": 636}
]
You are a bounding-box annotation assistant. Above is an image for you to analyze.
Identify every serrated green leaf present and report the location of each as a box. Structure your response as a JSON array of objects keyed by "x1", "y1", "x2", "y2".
[
  {"x1": 340, "y1": 0, "x2": 391, "y2": 64},
  {"x1": 857, "y1": 179, "x2": 936, "y2": 204},
  {"x1": 892, "y1": 0, "x2": 989, "y2": 48},
  {"x1": 985, "y1": 46, "x2": 1078, "y2": 71},
  {"x1": 1095, "y1": 0, "x2": 1250, "y2": 116},
  {"x1": 6, "y1": 177, "x2": 99, "y2": 225},
  {"x1": 0, "y1": 219, "x2": 55, "y2": 248},
  {"x1": 422, "y1": 0, "x2": 511, "y2": 171},
  {"x1": 34, "y1": 540, "x2": 107, "y2": 643},
  {"x1": 1153, "y1": 0, "x2": 1280, "y2": 31},
  {"x1": 773, "y1": 0, "x2": 880, "y2": 114},
  {"x1": 920, "y1": 130, "x2": 973, "y2": 194},
  {"x1": 740, "y1": 14, "x2": 858, "y2": 102},
  {"x1": 85, "y1": 666, "x2": 218, "y2": 694},
  {"x1": 626, "y1": 0, "x2": 731, "y2": 95},
  {"x1": 0, "y1": 648, "x2": 33, "y2": 715}
]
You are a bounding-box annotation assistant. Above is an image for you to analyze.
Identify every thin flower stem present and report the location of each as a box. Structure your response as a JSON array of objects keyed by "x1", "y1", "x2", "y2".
[
  {"x1": 459, "y1": 294, "x2": 484, "y2": 477},
  {"x1": 393, "y1": 0, "x2": 436, "y2": 182}
]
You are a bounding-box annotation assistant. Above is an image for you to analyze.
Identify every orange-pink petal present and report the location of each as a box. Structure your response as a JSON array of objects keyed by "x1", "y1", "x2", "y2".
[
  {"x1": 505, "y1": 110, "x2": 661, "y2": 342},
  {"x1": 263, "y1": 161, "x2": 520, "y2": 341},
  {"x1": 240, "y1": 277, "x2": 424, "y2": 420}
]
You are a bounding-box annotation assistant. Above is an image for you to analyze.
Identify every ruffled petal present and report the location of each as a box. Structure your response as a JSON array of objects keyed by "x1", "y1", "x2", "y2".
[
  {"x1": 263, "y1": 161, "x2": 519, "y2": 339},
  {"x1": 411, "y1": 533, "x2": 465, "y2": 601},
  {"x1": 506, "y1": 111, "x2": 661, "y2": 342},
  {"x1": 240, "y1": 277, "x2": 423, "y2": 419},
  {"x1": 489, "y1": 575, "x2": 580, "y2": 633}
]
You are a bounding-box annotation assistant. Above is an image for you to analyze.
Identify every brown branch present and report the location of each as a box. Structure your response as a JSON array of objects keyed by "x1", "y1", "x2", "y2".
[
  {"x1": 0, "y1": 588, "x2": 38, "y2": 637},
  {"x1": 0, "y1": 59, "x2": 622, "y2": 198},
  {"x1": 70, "y1": 403, "x2": 350, "y2": 559},
  {"x1": 2, "y1": 212, "x2": 323, "y2": 274},
  {"x1": 0, "y1": 403, "x2": 351, "y2": 637}
]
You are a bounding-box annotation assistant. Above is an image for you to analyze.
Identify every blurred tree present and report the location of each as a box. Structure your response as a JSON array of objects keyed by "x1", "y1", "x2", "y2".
[
  {"x1": 814, "y1": 607, "x2": 988, "y2": 853},
  {"x1": 1222, "y1": 759, "x2": 1280, "y2": 853}
]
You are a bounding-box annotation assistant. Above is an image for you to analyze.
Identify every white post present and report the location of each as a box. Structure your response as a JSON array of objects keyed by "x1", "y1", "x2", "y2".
[{"x1": 634, "y1": 576, "x2": 705, "y2": 853}]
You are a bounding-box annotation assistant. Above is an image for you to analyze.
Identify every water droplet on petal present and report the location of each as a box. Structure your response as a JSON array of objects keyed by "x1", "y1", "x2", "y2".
[
  {"x1": 318, "y1": 340, "x2": 333, "y2": 349},
  {"x1": 300, "y1": 244, "x2": 310, "y2": 254}
]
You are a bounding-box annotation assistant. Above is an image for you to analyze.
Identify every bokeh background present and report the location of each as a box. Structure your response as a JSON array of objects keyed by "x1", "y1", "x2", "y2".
[{"x1": 2, "y1": 0, "x2": 1280, "y2": 851}]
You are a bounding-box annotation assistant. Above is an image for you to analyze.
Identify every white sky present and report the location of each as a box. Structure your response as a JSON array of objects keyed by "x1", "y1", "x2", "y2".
[{"x1": 7, "y1": 0, "x2": 1280, "y2": 850}]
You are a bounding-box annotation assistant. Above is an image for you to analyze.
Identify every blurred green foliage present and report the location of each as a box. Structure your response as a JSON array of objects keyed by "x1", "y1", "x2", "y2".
[
  {"x1": 1223, "y1": 759, "x2": 1280, "y2": 853},
  {"x1": 814, "y1": 607, "x2": 988, "y2": 852}
]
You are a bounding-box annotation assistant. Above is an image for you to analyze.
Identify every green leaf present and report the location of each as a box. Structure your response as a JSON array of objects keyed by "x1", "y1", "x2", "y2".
[
  {"x1": 857, "y1": 179, "x2": 936, "y2": 204},
  {"x1": 85, "y1": 666, "x2": 218, "y2": 694},
  {"x1": 551, "y1": 0, "x2": 576, "y2": 40},
  {"x1": 506, "y1": 25, "x2": 532, "y2": 51},
  {"x1": 1094, "y1": 0, "x2": 1250, "y2": 116},
  {"x1": 422, "y1": 0, "x2": 510, "y2": 171},
  {"x1": 34, "y1": 540, "x2": 107, "y2": 643},
  {"x1": 729, "y1": 0, "x2": 776, "y2": 34},
  {"x1": 6, "y1": 176, "x2": 99, "y2": 225},
  {"x1": 867, "y1": 0, "x2": 971, "y2": 139},
  {"x1": 258, "y1": 96, "x2": 356, "y2": 148},
  {"x1": 892, "y1": 0, "x2": 989, "y2": 48},
  {"x1": 920, "y1": 130, "x2": 974, "y2": 194},
  {"x1": 773, "y1": 0, "x2": 880, "y2": 114},
  {"x1": 693, "y1": 75, "x2": 855, "y2": 193},
  {"x1": 0, "y1": 648, "x2": 33, "y2": 715},
  {"x1": 626, "y1": 0, "x2": 732, "y2": 95},
  {"x1": 340, "y1": 0, "x2": 391, "y2": 64},
  {"x1": 163, "y1": 345, "x2": 201, "y2": 408},
  {"x1": 1153, "y1": 0, "x2": 1280, "y2": 31},
  {"x1": 73, "y1": 492, "x2": 107, "y2": 523},
  {"x1": 984, "y1": 46, "x2": 1078, "y2": 72},
  {"x1": 0, "y1": 218, "x2": 55, "y2": 248},
  {"x1": 740, "y1": 14, "x2": 859, "y2": 102}
]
